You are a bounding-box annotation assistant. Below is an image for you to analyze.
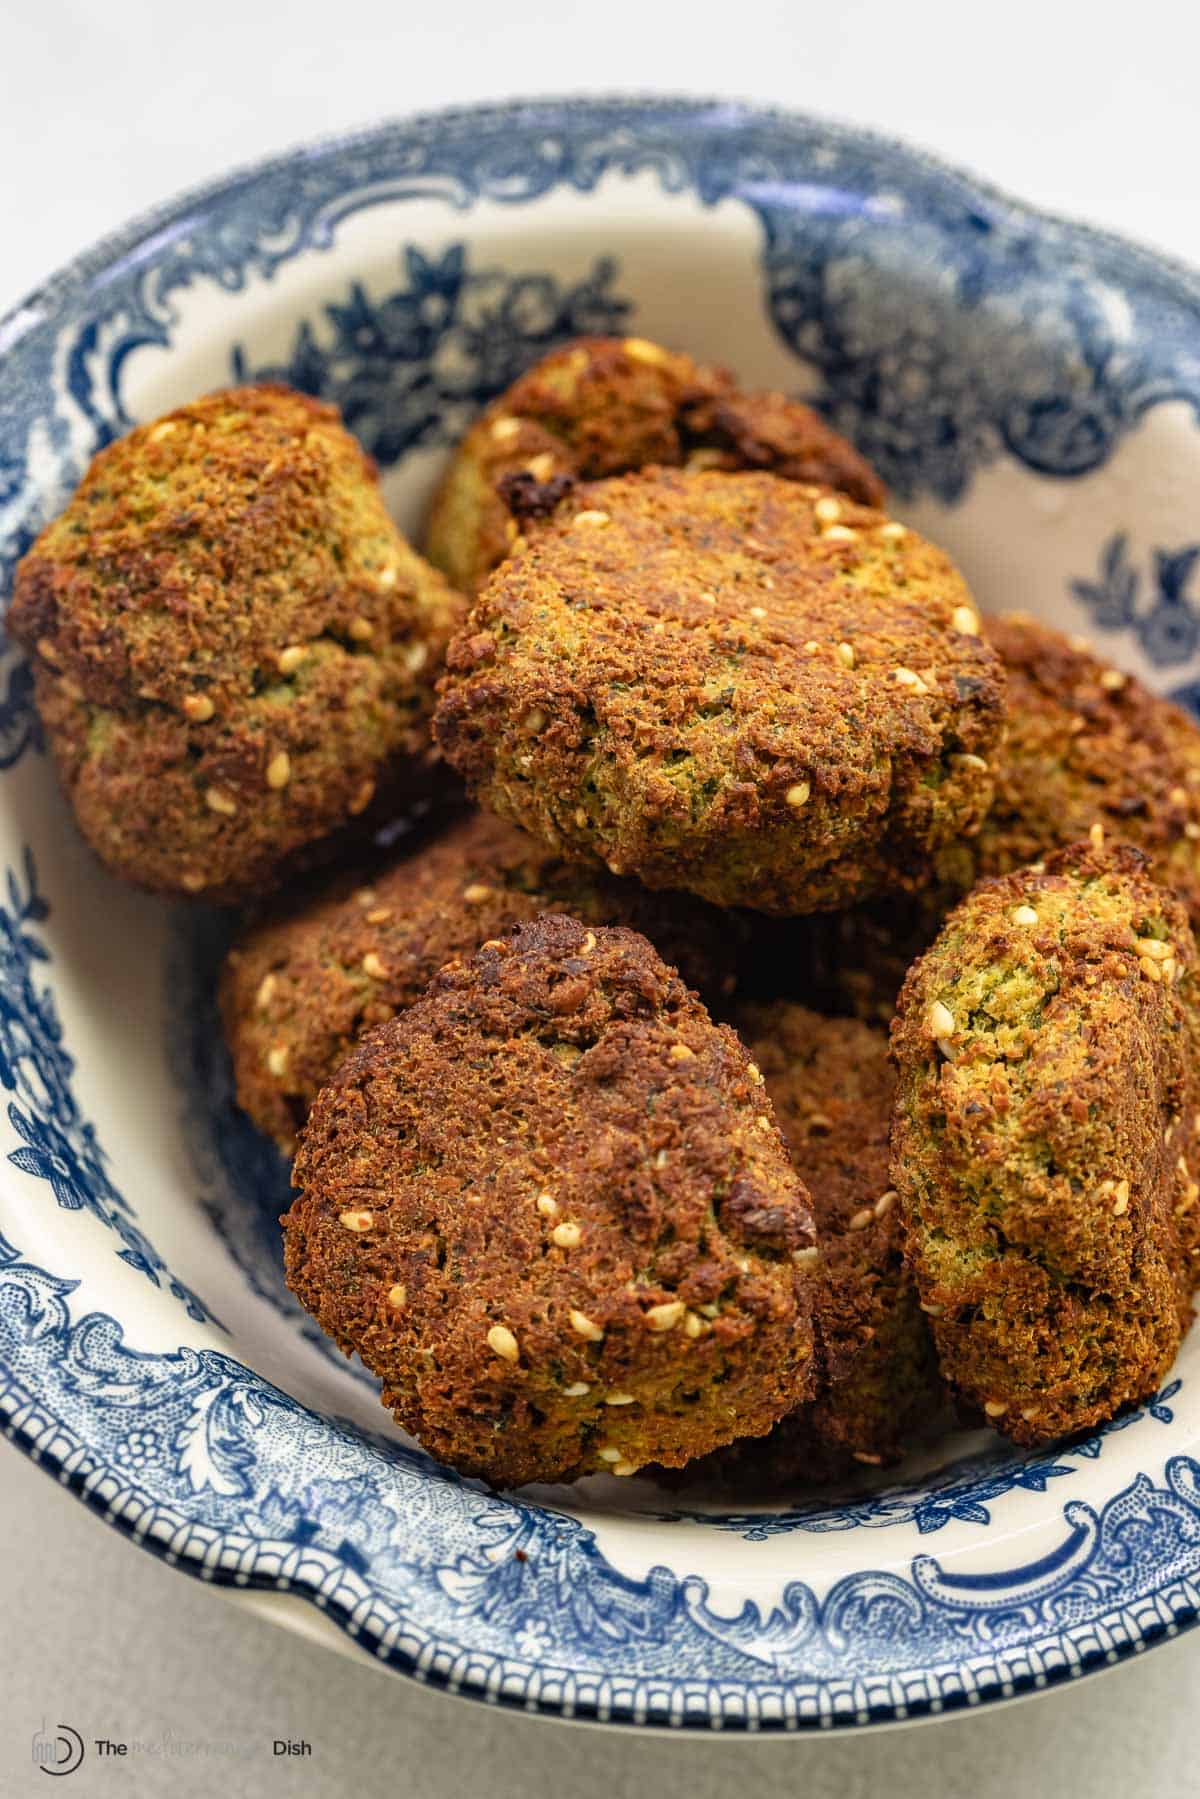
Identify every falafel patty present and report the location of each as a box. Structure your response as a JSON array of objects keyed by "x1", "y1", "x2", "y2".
[
  {"x1": 424, "y1": 334, "x2": 884, "y2": 593},
  {"x1": 285, "y1": 914, "x2": 818, "y2": 1487},
  {"x1": 961, "y1": 613, "x2": 1200, "y2": 920},
  {"x1": 738, "y1": 1003, "x2": 943, "y2": 1471},
  {"x1": 222, "y1": 808, "x2": 744, "y2": 1151},
  {"x1": 751, "y1": 613, "x2": 1200, "y2": 1020},
  {"x1": 434, "y1": 467, "x2": 1005, "y2": 915},
  {"x1": 891, "y1": 840, "x2": 1200, "y2": 1445},
  {"x1": 9, "y1": 385, "x2": 464, "y2": 901},
  {"x1": 680, "y1": 1004, "x2": 942, "y2": 1487}
]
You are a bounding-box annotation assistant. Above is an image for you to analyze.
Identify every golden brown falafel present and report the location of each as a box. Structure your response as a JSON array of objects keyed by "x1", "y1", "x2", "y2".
[
  {"x1": 891, "y1": 840, "x2": 1200, "y2": 1445},
  {"x1": 9, "y1": 385, "x2": 465, "y2": 901},
  {"x1": 221, "y1": 809, "x2": 746, "y2": 1151},
  {"x1": 964, "y1": 613, "x2": 1200, "y2": 920},
  {"x1": 676, "y1": 1004, "x2": 942, "y2": 1488},
  {"x1": 737, "y1": 1003, "x2": 942, "y2": 1470},
  {"x1": 434, "y1": 467, "x2": 1005, "y2": 916},
  {"x1": 424, "y1": 335, "x2": 884, "y2": 593},
  {"x1": 753, "y1": 613, "x2": 1200, "y2": 1022},
  {"x1": 285, "y1": 914, "x2": 818, "y2": 1487}
]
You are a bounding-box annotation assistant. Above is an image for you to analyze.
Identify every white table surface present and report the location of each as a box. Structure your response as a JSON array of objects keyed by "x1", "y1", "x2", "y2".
[{"x1": 2, "y1": 3, "x2": 1198, "y2": 1791}]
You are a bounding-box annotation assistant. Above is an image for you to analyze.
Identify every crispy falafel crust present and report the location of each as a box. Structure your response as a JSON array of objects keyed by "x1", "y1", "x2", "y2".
[
  {"x1": 738, "y1": 1004, "x2": 942, "y2": 1470},
  {"x1": 285, "y1": 915, "x2": 817, "y2": 1487},
  {"x1": 678, "y1": 1005, "x2": 942, "y2": 1488},
  {"x1": 891, "y1": 841, "x2": 1200, "y2": 1445},
  {"x1": 222, "y1": 809, "x2": 745, "y2": 1150},
  {"x1": 434, "y1": 467, "x2": 1005, "y2": 915},
  {"x1": 423, "y1": 335, "x2": 884, "y2": 593},
  {"x1": 963, "y1": 613, "x2": 1200, "y2": 919},
  {"x1": 9, "y1": 385, "x2": 465, "y2": 901},
  {"x1": 751, "y1": 612, "x2": 1200, "y2": 1021}
]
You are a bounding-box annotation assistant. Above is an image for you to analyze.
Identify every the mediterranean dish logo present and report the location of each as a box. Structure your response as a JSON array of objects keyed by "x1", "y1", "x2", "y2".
[
  {"x1": 30, "y1": 1720, "x2": 311, "y2": 1774},
  {"x1": 31, "y1": 1721, "x2": 84, "y2": 1777}
]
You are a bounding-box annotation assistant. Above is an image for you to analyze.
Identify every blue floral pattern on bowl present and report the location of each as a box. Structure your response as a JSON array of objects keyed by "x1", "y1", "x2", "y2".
[{"x1": 231, "y1": 245, "x2": 630, "y2": 467}]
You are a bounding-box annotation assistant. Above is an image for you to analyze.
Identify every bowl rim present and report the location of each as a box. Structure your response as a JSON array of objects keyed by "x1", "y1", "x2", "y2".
[
  {"x1": 6, "y1": 89, "x2": 1200, "y2": 359},
  {"x1": 5, "y1": 91, "x2": 1200, "y2": 1733}
]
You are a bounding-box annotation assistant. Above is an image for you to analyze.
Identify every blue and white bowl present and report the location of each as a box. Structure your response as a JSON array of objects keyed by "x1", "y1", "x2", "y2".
[{"x1": 4, "y1": 96, "x2": 1200, "y2": 1732}]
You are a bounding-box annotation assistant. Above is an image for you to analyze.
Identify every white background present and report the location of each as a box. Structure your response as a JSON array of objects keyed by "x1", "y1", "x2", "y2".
[{"x1": 2, "y1": 3, "x2": 1198, "y2": 1793}]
